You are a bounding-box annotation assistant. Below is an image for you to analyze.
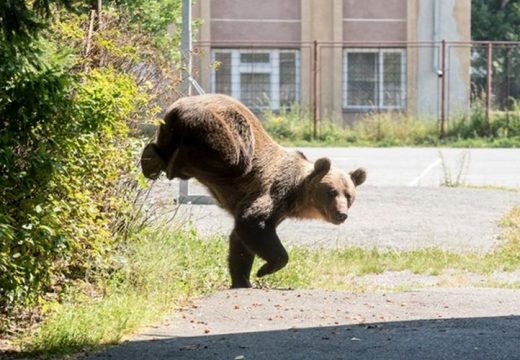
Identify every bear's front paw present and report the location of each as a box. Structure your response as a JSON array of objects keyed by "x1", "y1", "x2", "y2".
[{"x1": 230, "y1": 279, "x2": 252, "y2": 289}]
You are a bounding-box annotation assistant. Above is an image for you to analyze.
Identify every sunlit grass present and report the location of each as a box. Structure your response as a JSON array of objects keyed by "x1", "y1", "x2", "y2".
[
  {"x1": 263, "y1": 107, "x2": 520, "y2": 148},
  {"x1": 20, "y1": 227, "x2": 229, "y2": 355}
]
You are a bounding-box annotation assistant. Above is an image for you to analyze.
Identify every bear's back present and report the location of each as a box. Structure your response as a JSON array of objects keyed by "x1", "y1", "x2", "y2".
[{"x1": 158, "y1": 94, "x2": 275, "y2": 181}]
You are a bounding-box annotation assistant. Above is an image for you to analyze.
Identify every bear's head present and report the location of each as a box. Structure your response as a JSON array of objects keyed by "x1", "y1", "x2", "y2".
[{"x1": 304, "y1": 157, "x2": 367, "y2": 225}]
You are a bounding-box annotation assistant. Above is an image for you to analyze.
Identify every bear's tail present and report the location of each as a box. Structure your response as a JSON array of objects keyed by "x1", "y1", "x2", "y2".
[{"x1": 140, "y1": 143, "x2": 165, "y2": 180}]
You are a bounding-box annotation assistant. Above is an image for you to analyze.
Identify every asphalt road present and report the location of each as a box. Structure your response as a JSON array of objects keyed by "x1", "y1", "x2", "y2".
[
  {"x1": 145, "y1": 184, "x2": 520, "y2": 253},
  {"x1": 88, "y1": 288, "x2": 520, "y2": 360},
  {"x1": 175, "y1": 147, "x2": 520, "y2": 189},
  {"x1": 295, "y1": 147, "x2": 520, "y2": 188}
]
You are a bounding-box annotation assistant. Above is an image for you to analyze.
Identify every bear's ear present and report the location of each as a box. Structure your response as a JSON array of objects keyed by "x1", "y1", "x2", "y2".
[
  {"x1": 313, "y1": 157, "x2": 331, "y2": 175},
  {"x1": 349, "y1": 167, "x2": 367, "y2": 187},
  {"x1": 306, "y1": 157, "x2": 331, "y2": 183}
]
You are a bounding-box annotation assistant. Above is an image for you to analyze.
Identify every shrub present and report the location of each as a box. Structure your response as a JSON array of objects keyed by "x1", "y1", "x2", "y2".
[
  {"x1": 350, "y1": 113, "x2": 438, "y2": 146},
  {"x1": 0, "y1": 0, "x2": 189, "y2": 314},
  {"x1": 0, "y1": 29, "x2": 155, "y2": 312},
  {"x1": 447, "y1": 99, "x2": 520, "y2": 141},
  {"x1": 263, "y1": 108, "x2": 440, "y2": 146},
  {"x1": 263, "y1": 105, "x2": 313, "y2": 142}
]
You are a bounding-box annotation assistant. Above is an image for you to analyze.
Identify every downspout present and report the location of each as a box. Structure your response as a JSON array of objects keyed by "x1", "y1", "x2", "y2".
[{"x1": 433, "y1": 0, "x2": 442, "y2": 75}]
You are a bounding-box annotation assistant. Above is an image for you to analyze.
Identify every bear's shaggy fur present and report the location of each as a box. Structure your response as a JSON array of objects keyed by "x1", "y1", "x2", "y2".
[{"x1": 141, "y1": 94, "x2": 367, "y2": 288}]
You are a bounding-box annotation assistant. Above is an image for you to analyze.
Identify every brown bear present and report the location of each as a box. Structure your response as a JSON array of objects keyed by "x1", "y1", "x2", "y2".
[{"x1": 141, "y1": 94, "x2": 367, "y2": 288}]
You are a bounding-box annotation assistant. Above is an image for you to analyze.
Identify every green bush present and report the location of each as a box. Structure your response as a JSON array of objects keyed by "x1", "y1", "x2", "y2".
[
  {"x1": 0, "y1": 39, "x2": 150, "y2": 311},
  {"x1": 446, "y1": 100, "x2": 520, "y2": 145},
  {"x1": 263, "y1": 106, "x2": 352, "y2": 144},
  {"x1": 263, "y1": 105, "x2": 313, "y2": 141},
  {"x1": 350, "y1": 113, "x2": 438, "y2": 146},
  {"x1": 263, "y1": 108, "x2": 440, "y2": 146},
  {"x1": 0, "y1": 0, "x2": 186, "y2": 314}
]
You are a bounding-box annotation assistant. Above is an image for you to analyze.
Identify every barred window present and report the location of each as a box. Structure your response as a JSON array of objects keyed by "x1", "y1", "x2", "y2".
[
  {"x1": 212, "y1": 49, "x2": 300, "y2": 111},
  {"x1": 343, "y1": 49, "x2": 406, "y2": 110}
]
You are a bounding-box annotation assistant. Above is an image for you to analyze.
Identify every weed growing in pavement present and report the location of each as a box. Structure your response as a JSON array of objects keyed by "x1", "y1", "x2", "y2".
[{"x1": 439, "y1": 149, "x2": 471, "y2": 187}]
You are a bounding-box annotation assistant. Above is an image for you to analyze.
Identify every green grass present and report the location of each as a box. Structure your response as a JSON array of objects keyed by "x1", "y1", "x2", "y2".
[
  {"x1": 17, "y1": 208, "x2": 520, "y2": 357},
  {"x1": 266, "y1": 208, "x2": 520, "y2": 290},
  {"x1": 263, "y1": 105, "x2": 520, "y2": 148},
  {"x1": 19, "y1": 227, "x2": 230, "y2": 356}
]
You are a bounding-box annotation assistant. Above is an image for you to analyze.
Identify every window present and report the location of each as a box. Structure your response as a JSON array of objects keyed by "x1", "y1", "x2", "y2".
[
  {"x1": 343, "y1": 49, "x2": 406, "y2": 110},
  {"x1": 212, "y1": 49, "x2": 300, "y2": 111}
]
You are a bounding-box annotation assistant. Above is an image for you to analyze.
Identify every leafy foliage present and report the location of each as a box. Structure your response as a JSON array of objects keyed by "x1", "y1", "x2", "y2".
[
  {"x1": 0, "y1": 47, "x2": 147, "y2": 310},
  {"x1": 109, "y1": 0, "x2": 183, "y2": 60},
  {"x1": 472, "y1": 0, "x2": 520, "y2": 41},
  {"x1": 470, "y1": 0, "x2": 520, "y2": 112},
  {"x1": 0, "y1": 1, "x2": 181, "y2": 315},
  {"x1": 0, "y1": 0, "x2": 76, "y2": 47},
  {"x1": 263, "y1": 107, "x2": 520, "y2": 147}
]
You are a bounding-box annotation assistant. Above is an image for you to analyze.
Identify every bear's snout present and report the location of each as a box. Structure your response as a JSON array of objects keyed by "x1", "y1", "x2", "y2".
[{"x1": 333, "y1": 211, "x2": 348, "y2": 224}]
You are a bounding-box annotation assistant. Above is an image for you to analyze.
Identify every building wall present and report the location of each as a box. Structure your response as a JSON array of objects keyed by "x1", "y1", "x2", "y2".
[
  {"x1": 343, "y1": 0, "x2": 407, "y2": 42},
  {"x1": 193, "y1": 0, "x2": 471, "y2": 122},
  {"x1": 193, "y1": 0, "x2": 302, "y2": 104},
  {"x1": 412, "y1": 0, "x2": 471, "y2": 118},
  {"x1": 210, "y1": 0, "x2": 301, "y2": 42}
]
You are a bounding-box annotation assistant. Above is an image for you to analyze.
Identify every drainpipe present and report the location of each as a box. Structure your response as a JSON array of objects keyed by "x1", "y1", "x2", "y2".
[{"x1": 432, "y1": 0, "x2": 441, "y2": 75}]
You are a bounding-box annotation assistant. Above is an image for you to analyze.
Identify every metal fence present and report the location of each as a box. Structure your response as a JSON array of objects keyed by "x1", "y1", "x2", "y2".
[
  {"x1": 193, "y1": 41, "x2": 520, "y2": 137},
  {"x1": 464, "y1": 42, "x2": 520, "y2": 114}
]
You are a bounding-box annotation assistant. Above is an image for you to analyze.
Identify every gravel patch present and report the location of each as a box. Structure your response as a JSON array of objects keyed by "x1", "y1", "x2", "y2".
[{"x1": 350, "y1": 270, "x2": 520, "y2": 290}]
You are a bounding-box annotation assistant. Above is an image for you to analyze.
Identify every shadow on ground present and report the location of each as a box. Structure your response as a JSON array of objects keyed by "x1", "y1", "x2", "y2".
[{"x1": 87, "y1": 315, "x2": 520, "y2": 360}]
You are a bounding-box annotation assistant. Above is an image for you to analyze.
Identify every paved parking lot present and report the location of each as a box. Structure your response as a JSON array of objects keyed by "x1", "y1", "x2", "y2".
[
  {"x1": 289, "y1": 147, "x2": 520, "y2": 188},
  {"x1": 145, "y1": 147, "x2": 520, "y2": 253}
]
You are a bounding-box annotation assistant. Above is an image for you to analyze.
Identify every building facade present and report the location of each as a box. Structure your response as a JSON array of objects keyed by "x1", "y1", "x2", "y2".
[{"x1": 193, "y1": 0, "x2": 471, "y2": 123}]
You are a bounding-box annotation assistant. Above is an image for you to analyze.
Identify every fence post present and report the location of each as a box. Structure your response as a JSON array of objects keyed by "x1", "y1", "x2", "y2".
[
  {"x1": 439, "y1": 39, "x2": 447, "y2": 139},
  {"x1": 312, "y1": 40, "x2": 320, "y2": 140},
  {"x1": 485, "y1": 42, "x2": 493, "y2": 131}
]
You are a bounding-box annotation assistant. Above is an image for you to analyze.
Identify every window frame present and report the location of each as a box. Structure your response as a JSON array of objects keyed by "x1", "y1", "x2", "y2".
[
  {"x1": 211, "y1": 48, "x2": 300, "y2": 111},
  {"x1": 342, "y1": 48, "x2": 407, "y2": 111}
]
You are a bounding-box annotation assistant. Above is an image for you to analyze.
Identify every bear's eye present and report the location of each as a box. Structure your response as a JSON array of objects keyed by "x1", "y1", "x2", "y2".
[{"x1": 329, "y1": 188, "x2": 338, "y2": 197}]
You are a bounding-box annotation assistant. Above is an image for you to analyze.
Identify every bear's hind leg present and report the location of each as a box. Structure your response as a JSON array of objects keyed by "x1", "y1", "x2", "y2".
[
  {"x1": 141, "y1": 144, "x2": 165, "y2": 180},
  {"x1": 229, "y1": 230, "x2": 254, "y2": 288}
]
